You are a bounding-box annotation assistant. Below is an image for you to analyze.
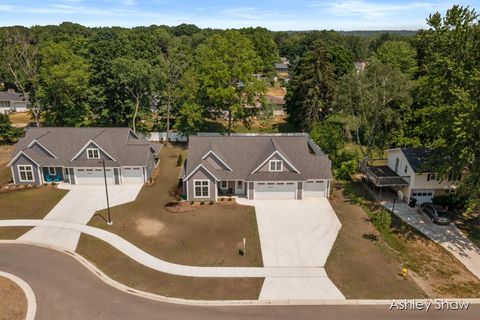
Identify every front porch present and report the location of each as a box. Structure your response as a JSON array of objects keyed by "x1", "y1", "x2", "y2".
[
  {"x1": 42, "y1": 166, "x2": 65, "y2": 183},
  {"x1": 359, "y1": 160, "x2": 410, "y2": 200},
  {"x1": 217, "y1": 180, "x2": 247, "y2": 198}
]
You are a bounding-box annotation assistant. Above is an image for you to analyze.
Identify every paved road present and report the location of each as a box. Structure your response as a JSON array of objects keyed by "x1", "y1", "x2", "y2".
[{"x1": 1, "y1": 244, "x2": 479, "y2": 320}]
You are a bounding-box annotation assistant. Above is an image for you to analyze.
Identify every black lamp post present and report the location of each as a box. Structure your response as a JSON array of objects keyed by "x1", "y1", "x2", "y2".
[{"x1": 99, "y1": 159, "x2": 112, "y2": 225}]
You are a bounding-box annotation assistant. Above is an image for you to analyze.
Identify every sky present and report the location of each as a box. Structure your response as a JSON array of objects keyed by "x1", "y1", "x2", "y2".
[{"x1": 0, "y1": 0, "x2": 478, "y2": 30}]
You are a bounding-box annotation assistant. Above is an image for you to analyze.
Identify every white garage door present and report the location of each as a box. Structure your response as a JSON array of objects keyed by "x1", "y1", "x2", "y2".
[
  {"x1": 75, "y1": 168, "x2": 114, "y2": 185},
  {"x1": 303, "y1": 180, "x2": 326, "y2": 198},
  {"x1": 255, "y1": 182, "x2": 296, "y2": 200},
  {"x1": 411, "y1": 190, "x2": 434, "y2": 205},
  {"x1": 122, "y1": 167, "x2": 144, "y2": 184}
]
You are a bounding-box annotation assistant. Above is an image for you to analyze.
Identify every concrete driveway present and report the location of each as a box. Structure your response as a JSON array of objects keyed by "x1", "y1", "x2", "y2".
[
  {"x1": 237, "y1": 198, "x2": 344, "y2": 300},
  {"x1": 19, "y1": 183, "x2": 143, "y2": 251}
]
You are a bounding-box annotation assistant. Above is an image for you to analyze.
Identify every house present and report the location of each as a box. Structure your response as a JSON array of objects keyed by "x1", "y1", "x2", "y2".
[
  {"x1": 180, "y1": 134, "x2": 332, "y2": 201},
  {"x1": 360, "y1": 148, "x2": 458, "y2": 204},
  {"x1": 265, "y1": 95, "x2": 285, "y2": 116},
  {"x1": 0, "y1": 89, "x2": 29, "y2": 114},
  {"x1": 275, "y1": 63, "x2": 289, "y2": 73},
  {"x1": 7, "y1": 127, "x2": 161, "y2": 186}
]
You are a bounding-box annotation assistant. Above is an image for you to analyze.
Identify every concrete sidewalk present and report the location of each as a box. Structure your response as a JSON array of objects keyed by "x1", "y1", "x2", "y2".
[
  {"x1": 18, "y1": 183, "x2": 142, "y2": 251},
  {"x1": 1, "y1": 219, "x2": 332, "y2": 278},
  {"x1": 382, "y1": 200, "x2": 480, "y2": 279}
]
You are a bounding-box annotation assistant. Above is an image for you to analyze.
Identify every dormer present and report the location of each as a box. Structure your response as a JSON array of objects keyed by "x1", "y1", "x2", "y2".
[
  {"x1": 252, "y1": 151, "x2": 300, "y2": 174},
  {"x1": 71, "y1": 140, "x2": 116, "y2": 162}
]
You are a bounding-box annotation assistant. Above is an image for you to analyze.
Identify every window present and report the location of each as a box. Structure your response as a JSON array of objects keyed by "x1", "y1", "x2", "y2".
[
  {"x1": 237, "y1": 181, "x2": 243, "y2": 187},
  {"x1": 220, "y1": 181, "x2": 227, "y2": 189},
  {"x1": 18, "y1": 165, "x2": 34, "y2": 182},
  {"x1": 269, "y1": 160, "x2": 283, "y2": 171},
  {"x1": 404, "y1": 165, "x2": 408, "y2": 173},
  {"x1": 87, "y1": 148, "x2": 100, "y2": 159},
  {"x1": 194, "y1": 180, "x2": 209, "y2": 198},
  {"x1": 48, "y1": 167, "x2": 56, "y2": 175}
]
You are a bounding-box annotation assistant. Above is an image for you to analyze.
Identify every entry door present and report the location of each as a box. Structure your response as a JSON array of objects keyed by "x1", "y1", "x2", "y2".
[{"x1": 235, "y1": 180, "x2": 245, "y2": 194}]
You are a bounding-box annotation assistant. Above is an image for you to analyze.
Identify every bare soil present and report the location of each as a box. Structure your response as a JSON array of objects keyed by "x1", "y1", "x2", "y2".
[
  {"x1": 0, "y1": 276, "x2": 27, "y2": 320},
  {"x1": 77, "y1": 235, "x2": 264, "y2": 300},
  {"x1": 86, "y1": 145, "x2": 263, "y2": 268}
]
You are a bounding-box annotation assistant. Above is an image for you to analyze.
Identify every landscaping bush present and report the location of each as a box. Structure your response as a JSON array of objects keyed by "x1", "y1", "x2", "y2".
[
  {"x1": 371, "y1": 209, "x2": 392, "y2": 232},
  {"x1": 228, "y1": 197, "x2": 232, "y2": 201},
  {"x1": 190, "y1": 201, "x2": 194, "y2": 205},
  {"x1": 209, "y1": 200, "x2": 214, "y2": 205},
  {"x1": 200, "y1": 200, "x2": 205, "y2": 205},
  {"x1": 176, "y1": 154, "x2": 183, "y2": 167},
  {"x1": 335, "y1": 159, "x2": 357, "y2": 181}
]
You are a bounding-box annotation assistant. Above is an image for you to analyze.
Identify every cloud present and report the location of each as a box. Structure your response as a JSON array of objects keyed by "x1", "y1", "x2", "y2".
[{"x1": 313, "y1": 0, "x2": 436, "y2": 18}]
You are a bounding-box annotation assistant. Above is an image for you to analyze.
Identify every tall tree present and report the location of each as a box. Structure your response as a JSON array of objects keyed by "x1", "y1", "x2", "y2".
[
  {"x1": 376, "y1": 40, "x2": 417, "y2": 77},
  {"x1": 173, "y1": 102, "x2": 203, "y2": 138},
  {"x1": 195, "y1": 30, "x2": 264, "y2": 134},
  {"x1": 415, "y1": 5, "x2": 480, "y2": 214},
  {"x1": 111, "y1": 57, "x2": 157, "y2": 133},
  {"x1": 0, "y1": 28, "x2": 41, "y2": 126},
  {"x1": 336, "y1": 60, "x2": 412, "y2": 160},
  {"x1": 36, "y1": 42, "x2": 91, "y2": 126},
  {"x1": 285, "y1": 41, "x2": 337, "y2": 131}
]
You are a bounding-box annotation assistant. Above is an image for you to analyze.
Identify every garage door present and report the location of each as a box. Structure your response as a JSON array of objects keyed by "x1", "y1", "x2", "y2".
[
  {"x1": 122, "y1": 167, "x2": 144, "y2": 184},
  {"x1": 255, "y1": 182, "x2": 296, "y2": 200},
  {"x1": 303, "y1": 180, "x2": 325, "y2": 198},
  {"x1": 411, "y1": 190, "x2": 434, "y2": 205},
  {"x1": 75, "y1": 168, "x2": 114, "y2": 185}
]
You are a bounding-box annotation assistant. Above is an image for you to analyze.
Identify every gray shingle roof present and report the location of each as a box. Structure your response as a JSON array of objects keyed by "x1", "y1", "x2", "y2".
[
  {"x1": 12, "y1": 127, "x2": 159, "y2": 167},
  {"x1": 0, "y1": 91, "x2": 29, "y2": 102},
  {"x1": 400, "y1": 148, "x2": 434, "y2": 173},
  {"x1": 184, "y1": 135, "x2": 332, "y2": 181}
]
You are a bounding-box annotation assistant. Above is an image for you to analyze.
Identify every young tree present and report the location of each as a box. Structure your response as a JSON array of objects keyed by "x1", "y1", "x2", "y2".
[
  {"x1": 111, "y1": 57, "x2": 157, "y2": 133},
  {"x1": 195, "y1": 30, "x2": 264, "y2": 134},
  {"x1": 173, "y1": 102, "x2": 203, "y2": 138},
  {"x1": 415, "y1": 5, "x2": 480, "y2": 214},
  {"x1": 0, "y1": 114, "x2": 22, "y2": 145},
  {"x1": 0, "y1": 29, "x2": 41, "y2": 126},
  {"x1": 336, "y1": 60, "x2": 412, "y2": 160},
  {"x1": 285, "y1": 41, "x2": 337, "y2": 131},
  {"x1": 36, "y1": 42, "x2": 91, "y2": 126}
]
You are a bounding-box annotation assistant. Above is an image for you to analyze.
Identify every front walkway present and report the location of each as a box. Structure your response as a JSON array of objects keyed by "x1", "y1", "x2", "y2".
[
  {"x1": 368, "y1": 186, "x2": 480, "y2": 279},
  {"x1": 237, "y1": 198, "x2": 344, "y2": 300},
  {"x1": 18, "y1": 183, "x2": 142, "y2": 251}
]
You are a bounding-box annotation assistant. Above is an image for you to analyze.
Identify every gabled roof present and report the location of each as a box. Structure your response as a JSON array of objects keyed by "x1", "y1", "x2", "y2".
[
  {"x1": 10, "y1": 127, "x2": 158, "y2": 168},
  {"x1": 183, "y1": 134, "x2": 332, "y2": 182}
]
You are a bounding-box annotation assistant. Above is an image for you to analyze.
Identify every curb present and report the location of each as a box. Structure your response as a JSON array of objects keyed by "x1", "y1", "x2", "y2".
[
  {"x1": 2, "y1": 240, "x2": 480, "y2": 307},
  {"x1": 0, "y1": 270, "x2": 37, "y2": 320}
]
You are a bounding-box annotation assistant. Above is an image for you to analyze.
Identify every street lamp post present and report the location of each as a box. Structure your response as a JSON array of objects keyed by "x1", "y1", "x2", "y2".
[{"x1": 100, "y1": 159, "x2": 113, "y2": 225}]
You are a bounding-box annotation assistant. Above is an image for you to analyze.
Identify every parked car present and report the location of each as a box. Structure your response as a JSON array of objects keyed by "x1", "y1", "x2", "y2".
[{"x1": 418, "y1": 203, "x2": 453, "y2": 225}]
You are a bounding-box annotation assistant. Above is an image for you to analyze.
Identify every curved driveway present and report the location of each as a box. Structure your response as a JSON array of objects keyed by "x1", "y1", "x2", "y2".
[{"x1": 1, "y1": 244, "x2": 479, "y2": 320}]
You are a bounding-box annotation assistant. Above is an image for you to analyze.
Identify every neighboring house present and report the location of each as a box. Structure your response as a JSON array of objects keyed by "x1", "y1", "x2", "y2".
[
  {"x1": 180, "y1": 134, "x2": 332, "y2": 201},
  {"x1": 275, "y1": 63, "x2": 289, "y2": 73},
  {"x1": 265, "y1": 95, "x2": 285, "y2": 116},
  {"x1": 361, "y1": 148, "x2": 458, "y2": 204},
  {"x1": 0, "y1": 89, "x2": 29, "y2": 114},
  {"x1": 8, "y1": 127, "x2": 161, "y2": 186}
]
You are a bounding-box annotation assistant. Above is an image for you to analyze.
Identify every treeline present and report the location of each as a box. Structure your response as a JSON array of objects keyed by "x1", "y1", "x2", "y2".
[{"x1": 286, "y1": 5, "x2": 479, "y2": 213}]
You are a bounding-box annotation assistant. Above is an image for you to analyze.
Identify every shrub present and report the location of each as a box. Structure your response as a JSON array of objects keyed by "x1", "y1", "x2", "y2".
[
  {"x1": 335, "y1": 160, "x2": 357, "y2": 181},
  {"x1": 209, "y1": 200, "x2": 214, "y2": 205},
  {"x1": 432, "y1": 193, "x2": 466, "y2": 211},
  {"x1": 176, "y1": 154, "x2": 183, "y2": 167},
  {"x1": 228, "y1": 197, "x2": 232, "y2": 201},
  {"x1": 220, "y1": 197, "x2": 225, "y2": 201},
  {"x1": 371, "y1": 210, "x2": 392, "y2": 232},
  {"x1": 190, "y1": 201, "x2": 194, "y2": 205},
  {"x1": 200, "y1": 200, "x2": 205, "y2": 205}
]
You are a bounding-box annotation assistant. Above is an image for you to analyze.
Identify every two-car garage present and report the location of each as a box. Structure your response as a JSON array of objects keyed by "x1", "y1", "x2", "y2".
[
  {"x1": 254, "y1": 180, "x2": 327, "y2": 200},
  {"x1": 74, "y1": 167, "x2": 144, "y2": 185}
]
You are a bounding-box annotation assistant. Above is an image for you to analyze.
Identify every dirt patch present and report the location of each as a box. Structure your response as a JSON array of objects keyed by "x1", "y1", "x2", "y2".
[
  {"x1": 88, "y1": 145, "x2": 263, "y2": 268},
  {"x1": 77, "y1": 235, "x2": 264, "y2": 300},
  {"x1": 135, "y1": 218, "x2": 164, "y2": 237},
  {"x1": 326, "y1": 185, "x2": 425, "y2": 299},
  {"x1": 0, "y1": 276, "x2": 27, "y2": 320}
]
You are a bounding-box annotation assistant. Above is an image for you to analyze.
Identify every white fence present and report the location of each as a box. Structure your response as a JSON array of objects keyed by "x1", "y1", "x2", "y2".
[{"x1": 148, "y1": 132, "x2": 187, "y2": 142}]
